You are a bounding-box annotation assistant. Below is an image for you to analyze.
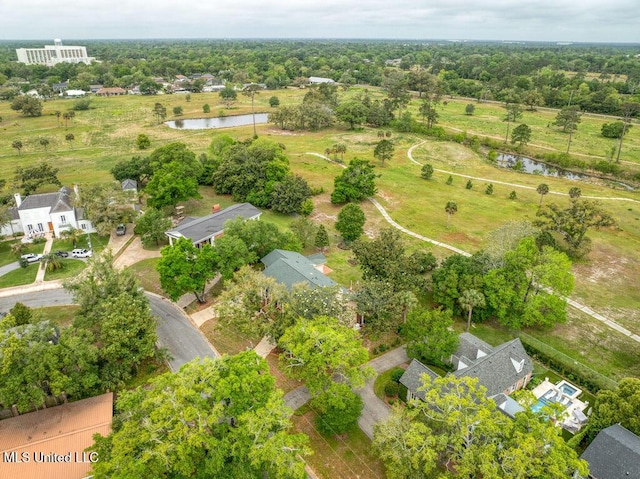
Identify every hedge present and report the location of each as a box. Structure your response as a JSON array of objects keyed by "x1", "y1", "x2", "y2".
[{"x1": 519, "y1": 332, "x2": 617, "y2": 394}]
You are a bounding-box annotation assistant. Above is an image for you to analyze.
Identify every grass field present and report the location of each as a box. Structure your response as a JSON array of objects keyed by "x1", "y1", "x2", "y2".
[
  {"x1": 43, "y1": 258, "x2": 86, "y2": 281},
  {"x1": 2, "y1": 88, "x2": 639, "y2": 383}
]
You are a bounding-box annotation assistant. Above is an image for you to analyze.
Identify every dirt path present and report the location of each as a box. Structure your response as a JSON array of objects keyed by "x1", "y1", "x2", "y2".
[
  {"x1": 407, "y1": 141, "x2": 640, "y2": 204},
  {"x1": 305, "y1": 150, "x2": 640, "y2": 345}
]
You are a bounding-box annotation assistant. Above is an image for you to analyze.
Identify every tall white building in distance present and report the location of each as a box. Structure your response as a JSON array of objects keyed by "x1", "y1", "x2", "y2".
[{"x1": 16, "y1": 39, "x2": 95, "y2": 66}]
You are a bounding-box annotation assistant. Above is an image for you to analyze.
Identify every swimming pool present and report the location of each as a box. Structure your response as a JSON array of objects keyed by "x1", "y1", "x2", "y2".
[
  {"x1": 531, "y1": 396, "x2": 553, "y2": 413},
  {"x1": 556, "y1": 380, "x2": 581, "y2": 398}
]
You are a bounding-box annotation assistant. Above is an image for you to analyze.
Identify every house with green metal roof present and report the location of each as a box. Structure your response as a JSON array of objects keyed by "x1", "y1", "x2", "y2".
[{"x1": 261, "y1": 249, "x2": 337, "y2": 290}]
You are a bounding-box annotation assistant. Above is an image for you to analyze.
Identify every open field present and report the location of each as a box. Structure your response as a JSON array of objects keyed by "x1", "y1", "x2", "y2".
[{"x1": 2, "y1": 89, "x2": 639, "y2": 382}]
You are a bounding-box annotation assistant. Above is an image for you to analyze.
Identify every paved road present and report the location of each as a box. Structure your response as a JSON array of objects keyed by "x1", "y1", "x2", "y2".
[
  {"x1": 0, "y1": 287, "x2": 217, "y2": 371},
  {"x1": 357, "y1": 347, "x2": 409, "y2": 439},
  {"x1": 0, "y1": 261, "x2": 20, "y2": 277},
  {"x1": 282, "y1": 347, "x2": 409, "y2": 439}
]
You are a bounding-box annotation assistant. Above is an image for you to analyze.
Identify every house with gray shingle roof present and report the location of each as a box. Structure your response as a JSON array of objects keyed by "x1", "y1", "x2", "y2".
[
  {"x1": 10, "y1": 187, "x2": 95, "y2": 238},
  {"x1": 400, "y1": 333, "x2": 532, "y2": 405},
  {"x1": 399, "y1": 359, "x2": 440, "y2": 402},
  {"x1": 165, "y1": 203, "x2": 261, "y2": 247},
  {"x1": 580, "y1": 424, "x2": 640, "y2": 479},
  {"x1": 451, "y1": 334, "x2": 532, "y2": 397},
  {"x1": 261, "y1": 249, "x2": 337, "y2": 290}
]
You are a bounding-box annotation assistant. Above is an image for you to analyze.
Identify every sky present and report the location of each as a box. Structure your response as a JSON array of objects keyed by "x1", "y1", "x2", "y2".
[{"x1": 1, "y1": 0, "x2": 639, "y2": 43}]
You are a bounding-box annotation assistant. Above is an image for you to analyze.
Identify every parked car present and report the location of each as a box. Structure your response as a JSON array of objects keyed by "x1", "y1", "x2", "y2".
[
  {"x1": 20, "y1": 253, "x2": 43, "y2": 263},
  {"x1": 53, "y1": 250, "x2": 69, "y2": 258},
  {"x1": 116, "y1": 224, "x2": 127, "y2": 236},
  {"x1": 71, "y1": 249, "x2": 92, "y2": 258}
]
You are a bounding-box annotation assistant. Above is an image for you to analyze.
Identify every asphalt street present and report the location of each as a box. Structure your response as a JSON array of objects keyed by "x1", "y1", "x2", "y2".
[{"x1": 0, "y1": 288, "x2": 217, "y2": 371}]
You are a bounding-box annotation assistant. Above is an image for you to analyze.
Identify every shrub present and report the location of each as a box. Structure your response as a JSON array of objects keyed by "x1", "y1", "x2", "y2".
[
  {"x1": 485, "y1": 183, "x2": 494, "y2": 195},
  {"x1": 421, "y1": 163, "x2": 434, "y2": 179},
  {"x1": 509, "y1": 190, "x2": 517, "y2": 200},
  {"x1": 487, "y1": 150, "x2": 498, "y2": 162},
  {"x1": 384, "y1": 381, "x2": 400, "y2": 397},
  {"x1": 446, "y1": 175, "x2": 453, "y2": 185},
  {"x1": 203, "y1": 104, "x2": 210, "y2": 113},
  {"x1": 592, "y1": 160, "x2": 621, "y2": 175},
  {"x1": 72, "y1": 98, "x2": 92, "y2": 111},
  {"x1": 391, "y1": 368, "x2": 405, "y2": 383},
  {"x1": 465, "y1": 179, "x2": 473, "y2": 190}
]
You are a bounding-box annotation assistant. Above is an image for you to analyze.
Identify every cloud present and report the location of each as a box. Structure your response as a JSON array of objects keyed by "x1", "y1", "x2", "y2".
[{"x1": 1, "y1": 0, "x2": 638, "y2": 42}]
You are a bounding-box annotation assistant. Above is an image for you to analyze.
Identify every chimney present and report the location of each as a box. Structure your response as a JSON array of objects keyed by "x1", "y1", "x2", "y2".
[
  {"x1": 13, "y1": 193, "x2": 22, "y2": 207},
  {"x1": 212, "y1": 204, "x2": 221, "y2": 213}
]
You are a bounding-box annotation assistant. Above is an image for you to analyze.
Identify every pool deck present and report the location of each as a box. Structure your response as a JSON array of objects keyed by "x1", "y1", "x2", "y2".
[{"x1": 532, "y1": 378, "x2": 589, "y2": 432}]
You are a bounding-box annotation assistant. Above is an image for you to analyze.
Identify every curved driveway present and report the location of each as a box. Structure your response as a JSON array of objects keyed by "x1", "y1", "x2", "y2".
[{"x1": 0, "y1": 287, "x2": 217, "y2": 371}]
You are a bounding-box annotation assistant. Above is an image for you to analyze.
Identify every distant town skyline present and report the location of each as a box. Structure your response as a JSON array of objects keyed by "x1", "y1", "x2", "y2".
[{"x1": 1, "y1": 0, "x2": 638, "y2": 44}]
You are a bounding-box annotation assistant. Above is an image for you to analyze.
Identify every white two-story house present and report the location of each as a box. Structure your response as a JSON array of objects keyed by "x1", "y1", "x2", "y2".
[{"x1": 8, "y1": 187, "x2": 95, "y2": 238}]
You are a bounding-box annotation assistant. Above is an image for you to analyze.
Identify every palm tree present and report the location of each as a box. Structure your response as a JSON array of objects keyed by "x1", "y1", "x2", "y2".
[
  {"x1": 458, "y1": 289, "x2": 485, "y2": 331},
  {"x1": 61, "y1": 228, "x2": 83, "y2": 248},
  {"x1": 568, "y1": 187, "x2": 582, "y2": 199},
  {"x1": 536, "y1": 183, "x2": 549, "y2": 206},
  {"x1": 11, "y1": 140, "x2": 23, "y2": 155},
  {"x1": 396, "y1": 291, "x2": 418, "y2": 323},
  {"x1": 242, "y1": 83, "x2": 261, "y2": 138},
  {"x1": 335, "y1": 143, "x2": 347, "y2": 162},
  {"x1": 445, "y1": 201, "x2": 458, "y2": 225}
]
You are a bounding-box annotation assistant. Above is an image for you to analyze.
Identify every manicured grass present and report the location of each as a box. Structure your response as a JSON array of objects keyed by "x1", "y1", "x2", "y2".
[
  {"x1": 0, "y1": 265, "x2": 39, "y2": 288},
  {"x1": 291, "y1": 409, "x2": 387, "y2": 479},
  {"x1": 126, "y1": 257, "x2": 163, "y2": 296},
  {"x1": 373, "y1": 367, "x2": 405, "y2": 402},
  {"x1": 52, "y1": 233, "x2": 110, "y2": 254},
  {"x1": 35, "y1": 305, "x2": 80, "y2": 329},
  {"x1": 0, "y1": 239, "x2": 22, "y2": 267},
  {"x1": 43, "y1": 259, "x2": 86, "y2": 281}
]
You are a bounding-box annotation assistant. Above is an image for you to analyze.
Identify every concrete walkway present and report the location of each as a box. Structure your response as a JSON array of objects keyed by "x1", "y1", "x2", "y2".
[
  {"x1": 0, "y1": 261, "x2": 20, "y2": 277},
  {"x1": 35, "y1": 234, "x2": 54, "y2": 282},
  {"x1": 254, "y1": 336, "x2": 277, "y2": 358},
  {"x1": 112, "y1": 236, "x2": 161, "y2": 270}
]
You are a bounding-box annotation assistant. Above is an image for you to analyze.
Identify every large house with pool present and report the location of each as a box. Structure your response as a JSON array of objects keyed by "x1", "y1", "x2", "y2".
[{"x1": 400, "y1": 333, "x2": 533, "y2": 405}]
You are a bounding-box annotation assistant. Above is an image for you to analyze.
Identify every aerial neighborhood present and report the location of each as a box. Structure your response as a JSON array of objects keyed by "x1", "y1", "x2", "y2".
[{"x1": 0, "y1": 28, "x2": 639, "y2": 479}]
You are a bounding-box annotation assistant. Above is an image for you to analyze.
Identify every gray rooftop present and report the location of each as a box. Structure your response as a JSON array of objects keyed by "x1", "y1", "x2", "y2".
[
  {"x1": 18, "y1": 187, "x2": 73, "y2": 213},
  {"x1": 399, "y1": 359, "x2": 440, "y2": 401},
  {"x1": 165, "y1": 203, "x2": 261, "y2": 245},
  {"x1": 452, "y1": 336, "x2": 533, "y2": 397},
  {"x1": 492, "y1": 393, "x2": 526, "y2": 419},
  {"x1": 581, "y1": 424, "x2": 640, "y2": 479},
  {"x1": 261, "y1": 249, "x2": 337, "y2": 290},
  {"x1": 121, "y1": 179, "x2": 138, "y2": 190}
]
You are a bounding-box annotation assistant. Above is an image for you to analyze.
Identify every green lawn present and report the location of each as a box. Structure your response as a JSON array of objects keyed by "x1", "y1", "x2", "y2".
[
  {"x1": 0, "y1": 265, "x2": 39, "y2": 288},
  {"x1": 200, "y1": 317, "x2": 262, "y2": 356},
  {"x1": 0, "y1": 239, "x2": 22, "y2": 267},
  {"x1": 126, "y1": 258, "x2": 162, "y2": 296},
  {"x1": 35, "y1": 305, "x2": 80, "y2": 329},
  {"x1": 43, "y1": 259, "x2": 87, "y2": 281}
]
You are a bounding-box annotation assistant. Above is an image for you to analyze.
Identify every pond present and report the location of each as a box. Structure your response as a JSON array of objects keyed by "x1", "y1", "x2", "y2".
[
  {"x1": 496, "y1": 153, "x2": 589, "y2": 180},
  {"x1": 165, "y1": 113, "x2": 269, "y2": 130},
  {"x1": 496, "y1": 153, "x2": 635, "y2": 190}
]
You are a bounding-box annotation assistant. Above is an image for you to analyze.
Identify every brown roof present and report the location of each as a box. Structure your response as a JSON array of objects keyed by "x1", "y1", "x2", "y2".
[
  {"x1": 0, "y1": 392, "x2": 113, "y2": 479},
  {"x1": 96, "y1": 87, "x2": 126, "y2": 94}
]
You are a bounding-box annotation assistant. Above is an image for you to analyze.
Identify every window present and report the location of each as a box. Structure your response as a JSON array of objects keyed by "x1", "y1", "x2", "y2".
[
  {"x1": 37, "y1": 223, "x2": 44, "y2": 232},
  {"x1": 60, "y1": 215, "x2": 67, "y2": 224},
  {"x1": 81, "y1": 224, "x2": 87, "y2": 230},
  {"x1": 27, "y1": 224, "x2": 33, "y2": 232}
]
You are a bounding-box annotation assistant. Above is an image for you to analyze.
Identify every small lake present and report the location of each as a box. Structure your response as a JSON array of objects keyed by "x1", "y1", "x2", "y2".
[
  {"x1": 496, "y1": 153, "x2": 635, "y2": 190},
  {"x1": 165, "y1": 113, "x2": 269, "y2": 130},
  {"x1": 496, "y1": 153, "x2": 589, "y2": 180}
]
